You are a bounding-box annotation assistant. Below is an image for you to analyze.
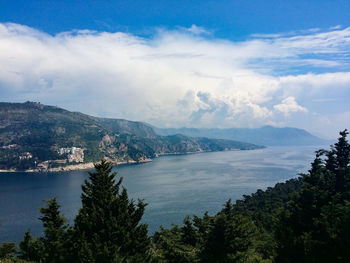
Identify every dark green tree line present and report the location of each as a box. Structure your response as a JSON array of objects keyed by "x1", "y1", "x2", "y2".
[{"x1": 275, "y1": 130, "x2": 350, "y2": 263}]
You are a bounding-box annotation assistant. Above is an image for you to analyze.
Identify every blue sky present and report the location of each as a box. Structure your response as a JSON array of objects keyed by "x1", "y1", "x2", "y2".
[
  {"x1": 1, "y1": 0, "x2": 350, "y2": 39},
  {"x1": 0, "y1": 0, "x2": 350, "y2": 138}
]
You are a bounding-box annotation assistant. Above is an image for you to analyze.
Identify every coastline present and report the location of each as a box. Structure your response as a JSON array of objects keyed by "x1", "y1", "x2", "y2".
[
  {"x1": 0, "y1": 158, "x2": 153, "y2": 173},
  {"x1": 0, "y1": 147, "x2": 262, "y2": 173}
]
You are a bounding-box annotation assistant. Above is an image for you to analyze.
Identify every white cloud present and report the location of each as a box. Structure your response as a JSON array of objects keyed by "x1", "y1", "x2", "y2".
[
  {"x1": 329, "y1": 25, "x2": 342, "y2": 30},
  {"x1": 273, "y1": 97, "x2": 308, "y2": 116},
  {"x1": 0, "y1": 23, "x2": 349, "y2": 137},
  {"x1": 186, "y1": 24, "x2": 210, "y2": 35}
]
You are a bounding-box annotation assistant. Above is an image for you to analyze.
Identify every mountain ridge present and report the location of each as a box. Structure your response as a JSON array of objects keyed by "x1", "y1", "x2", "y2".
[
  {"x1": 152, "y1": 125, "x2": 329, "y2": 146},
  {"x1": 0, "y1": 102, "x2": 262, "y2": 171}
]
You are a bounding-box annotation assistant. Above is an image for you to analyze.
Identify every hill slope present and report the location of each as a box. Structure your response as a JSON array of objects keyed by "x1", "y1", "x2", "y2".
[
  {"x1": 153, "y1": 126, "x2": 328, "y2": 146},
  {"x1": 0, "y1": 102, "x2": 262, "y2": 171}
]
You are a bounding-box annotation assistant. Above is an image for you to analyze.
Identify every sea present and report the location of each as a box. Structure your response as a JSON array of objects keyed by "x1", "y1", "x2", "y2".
[{"x1": 0, "y1": 145, "x2": 329, "y2": 243}]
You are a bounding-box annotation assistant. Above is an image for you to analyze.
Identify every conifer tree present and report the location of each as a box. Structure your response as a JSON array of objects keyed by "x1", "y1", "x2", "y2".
[
  {"x1": 19, "y1": 231, "x2": 42, "y2": 262},
  {"x1": 39, "y1": 198, "x2": 70, "y2": 263},
  {"x1": 152, "y1": 217, "x2": 200, "y2": 263},
  {"x1": 19, "y1": 198, "x2": 69, "y2": 263},
  {"x1": 275, "y1": 130, "x2": 350, "y2": 263},
  {"x1": 199, "y1": 211, "x2": 259, "y2": 263},
  {"x1": 181, "y1": 216, "x2": 198, "y2": 247},
  {"x1": 0, "y1": 242, "x2": 17, "y2": 259},
  {"x1": 73, "y1": 159, "x2": 151, "y2": 262}
]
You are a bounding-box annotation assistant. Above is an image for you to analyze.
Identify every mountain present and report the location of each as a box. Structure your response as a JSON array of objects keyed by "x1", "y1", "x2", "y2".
[
  {"x1": 0, "y1": 102, "x2": 262, "y2": 171},
  {"x1": 153, "y1": 126, "x2": 329, "y2": 146}
]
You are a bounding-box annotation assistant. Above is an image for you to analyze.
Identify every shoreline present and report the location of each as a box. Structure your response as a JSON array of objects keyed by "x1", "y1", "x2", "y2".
[
  {"x1": 0, "y1": 148, "x2": 262, "y2": 173},
  {"x1": 0, "y1": 158, "x2": 153, "y2": 173}
]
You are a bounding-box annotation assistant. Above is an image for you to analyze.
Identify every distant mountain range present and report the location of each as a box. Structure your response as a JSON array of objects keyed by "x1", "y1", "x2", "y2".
[
  {"x1": 153, "y1": 126, "x2": 329, "y2": 146},
  {"x1": 0, "y1": 102, "x2": 261, "y2": 171}
]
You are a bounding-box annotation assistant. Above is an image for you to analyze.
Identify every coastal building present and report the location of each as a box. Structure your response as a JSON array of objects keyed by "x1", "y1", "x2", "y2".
[
  {"x1": 58, "y1": 147, "x2": 84, "y2": 163},
  {"x1": 18, "y1": 152, "x2": 33, "y2": 160}
]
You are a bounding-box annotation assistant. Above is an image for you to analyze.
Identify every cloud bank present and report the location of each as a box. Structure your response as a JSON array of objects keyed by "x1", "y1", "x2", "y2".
[{"x1": 0, "y1": 23, "x2": 350, "y2": 138}]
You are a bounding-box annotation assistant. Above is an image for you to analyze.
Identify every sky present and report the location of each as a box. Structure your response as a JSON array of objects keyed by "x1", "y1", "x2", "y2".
[{"x1": 0, "y1": 1, "x2": 350, "y2": 138}]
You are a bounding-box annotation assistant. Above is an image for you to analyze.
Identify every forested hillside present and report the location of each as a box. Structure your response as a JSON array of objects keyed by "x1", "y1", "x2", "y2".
[{"x1": 0, "y1": 102, "x2": 261, "y2": 171}]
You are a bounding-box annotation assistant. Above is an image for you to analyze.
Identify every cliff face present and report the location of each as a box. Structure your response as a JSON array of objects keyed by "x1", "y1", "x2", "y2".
[{"x1": 0, "y1": 102, "x2": 262, "y2": 171}]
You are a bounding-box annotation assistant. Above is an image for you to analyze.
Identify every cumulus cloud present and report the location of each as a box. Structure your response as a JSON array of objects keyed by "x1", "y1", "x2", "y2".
[
  {"x1": 185, "y1": 24, "x2": 210, "y2": 35},
  {"x1": 273, "y1": 97, "x2": 308, "y2": 116},
  {"x1": 0, "y1": 23, "x2": 349, "y2": 137}
]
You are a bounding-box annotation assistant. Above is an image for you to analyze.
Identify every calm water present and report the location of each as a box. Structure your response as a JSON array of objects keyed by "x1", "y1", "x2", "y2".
[{"x1": 0, "y1": 145, "x2": 326, "y2": 243}]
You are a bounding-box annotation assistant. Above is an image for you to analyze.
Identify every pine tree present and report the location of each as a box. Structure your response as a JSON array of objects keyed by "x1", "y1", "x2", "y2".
[
  {"x1": 0, "y1": 242, "x2": 17, "y2": 259},
  {"x1": 199, "y1": 212, "x2": 259, "y2": 263},
  {"x1": 39, "y1": 198, "x2": 70, "y2": 263},
  {"x1": 181, "y1": 216, "x2": 198, "y2": 247},
  {"x1": 19, "y1": 231, "x2": 42, "y2": 262},
  {"x1": 275, "y1": 130, "x2": 350, "y2": 263},
  {"x1": 19, "y1": 198, "x2": 69, "y2": 263},
  {"x1": 152, "y1": 216, "x2": 201, "y2": 263},
  {"x1": 73, "y1": 159, "x2": 151, "y2": 262}
]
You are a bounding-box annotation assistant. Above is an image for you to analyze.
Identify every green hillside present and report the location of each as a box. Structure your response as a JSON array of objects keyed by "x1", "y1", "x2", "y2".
[{"x1": 0, "y1": 102, "x2": 262, "y2": 171}]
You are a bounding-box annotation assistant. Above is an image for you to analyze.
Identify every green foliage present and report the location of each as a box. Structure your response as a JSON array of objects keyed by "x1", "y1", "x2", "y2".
[
  {"x1": 152, "y1": 221, "x2": 200, "y2": 263},
  {"x1": 19, "y1": 198, "x2": 70, "y2": 263},
  {"x1": 0, "y1": 242, "x2": 17, "y2": 259},
  {"x1": 233, "y1": 178, "x2": 303, "y2": 232},
  {"x1": 200, "y1": 213, "x2": 257, "y2": 262},
  {"x1": 17, "y1": 160, "x2": 151, "y2": 262},
  {"x1": 19, "y1": 231, "x2": 42, "y2": 262},
  {"x1": 153, "y1": 201, "x2": 272, "y2": 263},
  {"x1": 275, "y1": 130, "x2": 350, "y2": 263},
  {"x1": 73, "y1": 160, "x2": 151, "y2": 262},
  {"x1": 38, "y1": 198, "x2": 70, "y2": 263}
]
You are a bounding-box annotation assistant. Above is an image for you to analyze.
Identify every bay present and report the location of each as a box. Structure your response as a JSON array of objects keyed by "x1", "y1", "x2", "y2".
[{"x1": 0, "y1": 145, "x2": 327, "y2": 243}]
